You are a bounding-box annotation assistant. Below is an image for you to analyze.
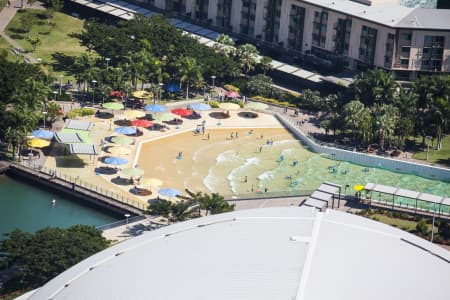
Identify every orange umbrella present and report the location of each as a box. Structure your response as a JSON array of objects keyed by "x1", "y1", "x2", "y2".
[{"x1": 130, "y1": 119, "x2": 154, "y2": 128}]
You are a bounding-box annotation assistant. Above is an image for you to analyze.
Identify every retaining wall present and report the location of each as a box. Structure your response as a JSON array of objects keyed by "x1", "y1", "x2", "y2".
[{"x1": 274, "y1": 113, "x2": 450, "y2": 182}]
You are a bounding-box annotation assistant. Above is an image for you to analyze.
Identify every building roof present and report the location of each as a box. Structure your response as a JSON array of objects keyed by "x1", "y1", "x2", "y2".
[
  {"x1": 300, "y1": 0, "x2": 450, "y2": 30},
  {"x1": 25, "y1": 207, "x2": 450, "y2": 300},
  {"x1": 69, "y1": 144, "x2": 98, "y2": 155},
  {"x1": 65, "y1": 119, "x2": 94, "y2": 131}
]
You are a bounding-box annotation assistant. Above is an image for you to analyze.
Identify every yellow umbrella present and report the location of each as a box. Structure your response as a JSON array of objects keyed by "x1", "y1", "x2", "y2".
[
  {"x1": 354, "y1": 185, "x2": 365, "y2": 192},
  {"x1": 139, "y1": 177, "x2": 163, "y2": 187},
  {"x1": 105, "y1": 146, "x2": 131, "y2": 156},
  {"x1": 27, "y1": 138, "x2": 51, "y2": 148},
  {"x1": 219, "y1": 102, "x2": 240, "y2": 110},
  {"x1": 132, "y1": 90, "x2": 153, "y2": 99},
  {"x1": 122, "y1": 110, "x2": 146, "y2": 119}
]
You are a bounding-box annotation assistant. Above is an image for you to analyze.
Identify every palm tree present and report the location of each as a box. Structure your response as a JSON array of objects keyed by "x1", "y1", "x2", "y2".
[
  {"x1": 343, "y1": 100, "x2": 366, "y2": 146},
  {"x1": 235, "y1": 44, "x2": 259, "y2": 74},
  {"x1": 352, "y1": 69, "x2": 397, "y2": 106},
  {"x1": 185, "y1": 189, "x2": 234, "y2": 216},
  {"x1": 259, "y1": 56, "x2": 273, "y2": 75},
  {"x1": 214, "y1": 34, "x2": 235, "y2": 58},
  {"x1": 177, "y1": 56, "x2": 203, "y2": 100},
  {"x1": 373, "y1": 104, "x2": 398, "y2": 150}
]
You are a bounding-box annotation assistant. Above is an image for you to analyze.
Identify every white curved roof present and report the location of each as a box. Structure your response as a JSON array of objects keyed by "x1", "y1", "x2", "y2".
[{"x1": 26, "y1": 207, "x2": 450, "y2": 300}]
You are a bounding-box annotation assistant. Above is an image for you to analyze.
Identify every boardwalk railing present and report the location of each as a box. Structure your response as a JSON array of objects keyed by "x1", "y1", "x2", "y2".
[
  {"x1": 13, "y1": 160, "x2": 146, "y2": 211},
  {"x1": 96, "y1": 215, "x2": 146, "y2": 231},
  {"x1": 39, "y1": 166, "x2": 147, "y2": 210}
]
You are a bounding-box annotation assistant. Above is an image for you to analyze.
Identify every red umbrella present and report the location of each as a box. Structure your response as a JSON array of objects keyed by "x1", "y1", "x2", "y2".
[
  {"x1": 130, "y1": 119, "x2": 154, "y2": 128},
  {"x1": 225, "y1": 91, "x2": 240, "y2": 98},
  {"x1": 171, "y1": 108, "x2": 193, "y2": 117},
  {"x1": 110, "y1": 90, "x2": 123, "y2": 98}
]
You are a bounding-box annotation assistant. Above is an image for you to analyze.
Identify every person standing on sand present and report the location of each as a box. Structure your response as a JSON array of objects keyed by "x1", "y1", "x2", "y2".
[
  {"x1": 259, "y1": 146, "x2": 263, "y2": 153},
  {"x1": 207, "y1": 133, "x2": 210, "y2": 140},
  {"x1": 260, "y1": 133, "x2": 263, "y2": 140},
  {"x1": 244, "y1": 176, "x2": 248, "y2": 183}
]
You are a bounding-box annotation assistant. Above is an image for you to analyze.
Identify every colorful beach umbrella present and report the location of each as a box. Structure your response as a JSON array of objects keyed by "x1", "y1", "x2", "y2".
[
  {"x1": 144, "y1": 104, "x2": 167, "y2": 113},
  {"x1": 27, "y1": 138, "x2": 50, "y2": 148},
  {"x1": 121, "y1": 167, "x2": 144, "y2": 177},
  {"x1": 158, "y1": 188, "x2": 181, "y2": 198},
  {"x1": 130, "y1": 119, "x2": 154, "y2": 128},
  {"x1": 114, "y1": 126, "x2": 137, "y2": 135},
  {"x1": 188, "y1": 103, "x2": 211, "y2": 111},
  {"x1": 152, "y1": 112, "x2": 178, "y2": 122},
  {"x1": 225, "y1": 91, "x2": 240, "y2": 98},
  {"x1": 122, "y1": 110, "x2": 146, "y2": 119},
  {"x1": 111, "y1": 136, "x2": 134, "y2": 145},
  {"x1": 105, "y1": 146, "x2": 131, "y2": 156},
  {"x1": 103, "y1": 102, "x2": 124, "y2": 110},
  {"x1": 32, "y1": 129, "x2": 53, "y2": 140},
  {"x1": 110, "y1": 90, "x2": 123, "y2": 98},
  {"x1": 104, "y1": 156, "x2": 128, "y2": 165},
  {"x1": 132, "y1": 90, "x2": 153, "y2": 99},
  {"x1": 219, "y1": 102, "x2": 240, "y2": 110},
  {"x1": 171, "y1": 108, "x2": 193, "y2": 117},
  {"x1": 245, "y1": 102, "x2": 268, "y2": 110}
]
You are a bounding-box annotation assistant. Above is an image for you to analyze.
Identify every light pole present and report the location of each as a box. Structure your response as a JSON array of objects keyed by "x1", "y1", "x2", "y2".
[
  {"x1": 426, "y1": 135, "x2": 432, "y2": 161},
  {"x1": 158, "y1": 83, "x2": 164, "y2": 104},
  {"x1": 59, "y1": 75, "x2": 63, "y2": 95},
  {"x1": 124, "y1": 213, "x2": 130, "y2": 228},
  {"x1": 431, "y1": 202, "x2": 436, "y2": 243},
  {"x1": 210, "y1": 75, "x2": 216, "y2": 100},
  {"x1": 91, "y1": 80, "x2": 97, "y2": 105},
  {"x1": 105, "y1": 57, "x2": 110, "y2": 69},
  {"x1": 42, "y1": 111, "x2": 48, "y2": 129},
  {"x1": 52, "y1": 90, "x2": 58, "y2": 101}
]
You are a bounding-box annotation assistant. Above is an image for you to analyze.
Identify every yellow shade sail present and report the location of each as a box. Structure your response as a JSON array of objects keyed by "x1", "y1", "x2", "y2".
[{"x1": 353, "y1": 185, "x2": 365, "y2": 192}]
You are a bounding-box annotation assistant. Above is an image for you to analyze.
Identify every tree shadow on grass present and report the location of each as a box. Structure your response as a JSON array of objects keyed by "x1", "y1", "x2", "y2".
[
  {"x1": 435, "y1": 158, "x2": 450, "y2": 168},
  {"x1": 8, "y1": 33, "x2": 25, "y2": 40},
  {"x1": 51, "y1": 52, "x2": 77, "y2": 73}
]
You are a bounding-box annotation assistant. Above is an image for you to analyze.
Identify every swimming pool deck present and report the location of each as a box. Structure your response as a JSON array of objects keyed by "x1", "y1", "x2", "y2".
[{"x1": 42, "y1": 107, "x2": 285, "y2": 208}]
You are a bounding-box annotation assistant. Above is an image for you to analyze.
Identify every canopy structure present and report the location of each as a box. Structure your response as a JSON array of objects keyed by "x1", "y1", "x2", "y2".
[
  {"x1": 32, "y1": 129, "x2": 53, "y2": 140},
  {"x1": 363, "y1": 183, "x2": 450, "y2": 216},
  {"x1": 65, "y1": 119, "x2": 94, "y2": 131},
  {"x1": 54, "y1": 132, "x2": 83, "y2": 144},
  {"x1": 302, "y1": 182, "x2": 341, "y2": 211},
  {"x1": 69, "y1": 144, "x2": 98, "y2": 155}
]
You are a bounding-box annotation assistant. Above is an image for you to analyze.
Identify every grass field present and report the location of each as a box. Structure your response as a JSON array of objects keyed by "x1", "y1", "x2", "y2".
[
  {"x1": 411, "y1": 135, "x2": 450, "y2": 167},
  {"x1": 5, "y1": 9, "x2": 87, "y2": 78},
  {"x1": 0, "y1": 36, "x2": 13, "y2": 60}
]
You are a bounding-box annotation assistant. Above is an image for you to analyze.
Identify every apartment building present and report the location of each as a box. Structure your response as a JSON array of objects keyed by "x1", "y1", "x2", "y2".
[{"x1": 137, "y1": 0, "x2": 450, "y2": 80}]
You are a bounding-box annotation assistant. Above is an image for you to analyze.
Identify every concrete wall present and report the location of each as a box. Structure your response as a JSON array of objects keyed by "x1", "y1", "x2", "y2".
[{"x1": 274, "y1": 113, "x2": 450, "y2": 182}]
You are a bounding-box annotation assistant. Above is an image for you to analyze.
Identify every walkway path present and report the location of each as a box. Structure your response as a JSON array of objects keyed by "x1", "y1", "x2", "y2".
[{"x1": 0, "y1": 0, "x2": 45, "y2": 64}]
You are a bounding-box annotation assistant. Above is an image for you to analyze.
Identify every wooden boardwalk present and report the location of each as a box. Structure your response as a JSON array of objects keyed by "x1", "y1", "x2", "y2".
[{"x1": 5, "y1": 162, "x2": 142, "y2": 215}]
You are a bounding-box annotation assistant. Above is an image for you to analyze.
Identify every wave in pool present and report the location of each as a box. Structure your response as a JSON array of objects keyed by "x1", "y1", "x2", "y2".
[
  {"x1": 216, "y1": 150, "x2": 241, "y2": 164},
  {"x1": 227, "y1": 157, "x2": 260, "y2": 193}
]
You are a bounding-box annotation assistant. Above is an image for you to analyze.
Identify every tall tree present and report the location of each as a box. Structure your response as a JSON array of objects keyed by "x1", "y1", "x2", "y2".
[
  {"x1": 176, "y1": 56, "x2": 203, "y2": 100},
  {"x1": 235, "y1": 44, "x2": 259, "y2": 74},
  {"x1": 373, "y1": 104, "x2": 398, "y2": 150}
]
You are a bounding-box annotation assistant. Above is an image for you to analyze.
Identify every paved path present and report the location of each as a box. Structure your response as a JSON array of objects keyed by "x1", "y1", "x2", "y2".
[{"x1": 0, "y1": 0, "x2": 45, "y2": 63}]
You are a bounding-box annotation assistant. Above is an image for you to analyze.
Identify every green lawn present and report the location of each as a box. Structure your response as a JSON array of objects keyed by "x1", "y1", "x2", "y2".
[
  {"x1": 370, "y1": 213, "x2": 437, "y2": 234},
  {"x1": 5, "y1": 9, "x2": 87, "y2": 78},
  {"x1": 412, "y1": 135, "x2": 450, "y2": 167},
  {"x1": 0, "y1": 36, "x2": 14, "y2": 60}
]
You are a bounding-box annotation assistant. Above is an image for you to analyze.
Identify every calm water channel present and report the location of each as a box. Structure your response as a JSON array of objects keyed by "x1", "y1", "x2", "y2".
[{"x1": 0, "y1": 175, "x2": 119, "y2": 239}]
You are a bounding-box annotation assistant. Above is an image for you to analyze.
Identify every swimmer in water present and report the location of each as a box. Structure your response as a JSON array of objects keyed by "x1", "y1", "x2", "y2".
[{"x1": 51, "y1": 199, "x2": 56, "y2": 205}]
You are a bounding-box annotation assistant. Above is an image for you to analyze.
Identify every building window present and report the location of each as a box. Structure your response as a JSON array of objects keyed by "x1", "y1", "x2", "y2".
[{"x1": 358, "y1": 25, "x2": 377, "y2": 65}]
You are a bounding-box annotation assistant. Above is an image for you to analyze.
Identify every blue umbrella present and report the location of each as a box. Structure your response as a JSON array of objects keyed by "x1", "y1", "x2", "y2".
[
  {"x1": 158, "y1": 188, "x2": 181, "y2": 198},
  {"x1": 104, "y1": 156, "x2": 128, "y2": 165},
  {"x1": 114, "y1": 126, "x2": 136, "y2": 135},
  {"x1": 167, "y1": 83, "x2": 181, "y2": 93},
  {"x1": 32, "y1": 129, "x2": 53, "y2": 139},
  {"x1": 188, "y1": 103, "x2": 211, "y2": 111},
  {"x1": 144, "y1": 104, "x2": 167, "y2": 113}
]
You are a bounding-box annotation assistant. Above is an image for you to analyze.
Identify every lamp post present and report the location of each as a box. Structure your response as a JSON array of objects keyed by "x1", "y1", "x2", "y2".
[
  {"x1": 426, "y1": 135, "x2": 432, "y2": 161},
  {"x1": 210, "y1": 75, "x2": 216, "y2": 87},
  {"x1": 124, "y1": 213, "x2": 130, "y2": 228},
  {"x1": 52, "y1": 90, "x2": 58, "y2": 101},
  {"x1": 59, "y1": 75, "x2": 63, "y2": 95},
  {"x1": 42, "y1": 111, "x2": 48, "y2": 129},
  {"x1": 431, "y1": 202, "x2": 436, "y2": 243},
  {"x1": 105, "y1": 57, "x2": 110, "y2": 69},
  {"x1": 158, "y1": 83, "x2": 164, "y2": 104},
  {"x1": 91, "y1": 80, "x2": 97, "y2": 105}
]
